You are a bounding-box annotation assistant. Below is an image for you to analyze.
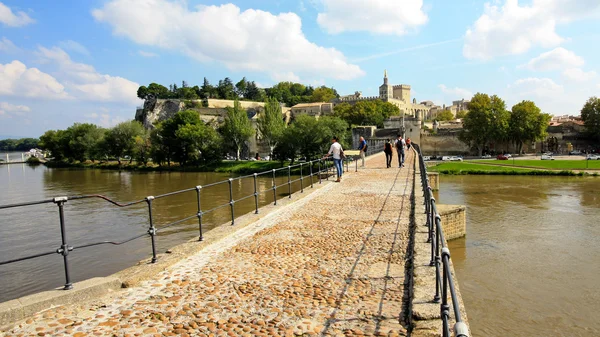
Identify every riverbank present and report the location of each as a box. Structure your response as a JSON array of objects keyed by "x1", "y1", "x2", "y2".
[
  {"x1": 428, "y1": 162, "x2": 599, "y2": 176},
  {"x1": 43, "y1": 159, "x2": 306, "y2": 174}
]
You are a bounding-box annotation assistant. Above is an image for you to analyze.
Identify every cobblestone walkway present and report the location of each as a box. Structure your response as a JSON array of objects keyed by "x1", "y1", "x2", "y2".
[{"x1": 2, "y1": 152, "x2": 414, "y2": 337}]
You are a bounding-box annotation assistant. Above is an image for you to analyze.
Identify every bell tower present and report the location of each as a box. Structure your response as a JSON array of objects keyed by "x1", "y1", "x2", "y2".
[{"x1": 379, "y1": 69, "x2": 392, "y2": 101}]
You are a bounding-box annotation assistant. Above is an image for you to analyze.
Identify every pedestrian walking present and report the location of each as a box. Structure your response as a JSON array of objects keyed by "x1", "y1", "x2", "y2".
[
  {"x1": 384, "y1": 139, "x2": 393, "y2": 168},
  {"x1": 406, "y1": 137, "x2": 411, "y2": 150},
  {"x1": 358, "y1": 136, "x2": 367, "y2": 167},
  {"x1": 396, "y1": 135, "x2": 405, "y2": 167},
  {"x1": 324, "y1": 136, "x2": 344, "y2": 182}
]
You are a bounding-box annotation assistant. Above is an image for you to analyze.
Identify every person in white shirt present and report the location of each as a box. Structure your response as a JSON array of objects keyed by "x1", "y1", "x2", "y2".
[
  {"x1": 324, "y1": 136, "x2": 344, "y2": 182},
  {"x1": 396, "y1": 135, "x2": 406, "y2": 167}
]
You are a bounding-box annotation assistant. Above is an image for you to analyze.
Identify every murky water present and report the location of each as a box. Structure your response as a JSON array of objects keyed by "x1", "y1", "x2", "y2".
[
  {"x1": 436, "y1": 176, "x2": 600, "y2": 337},
  {"x1": 0, "y1": 163, "x2": 315, "y2": 302}
]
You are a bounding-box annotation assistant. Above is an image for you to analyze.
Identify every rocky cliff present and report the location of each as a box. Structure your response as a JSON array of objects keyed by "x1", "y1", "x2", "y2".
[{"x1": 135, "y1": 98, "x2": 186, "y2": 129}]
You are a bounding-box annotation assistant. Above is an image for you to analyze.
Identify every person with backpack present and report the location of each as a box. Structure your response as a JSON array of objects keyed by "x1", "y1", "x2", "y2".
[
  {"x1": 396, "y1": 135, "x2": 406, "y2": 167},
  {"x1": 384, "y1": 139, "x2": 393, "y2": 168},
  {"x1": 358, "y1": 136, "x2": 367, "y2": 167}
]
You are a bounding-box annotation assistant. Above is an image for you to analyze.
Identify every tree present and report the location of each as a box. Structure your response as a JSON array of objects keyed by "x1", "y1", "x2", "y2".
[
  {"x1": 222, "y1": 100, "x2": 255, "y2": 160},
  {"x1": 200, "y1": 77, "x2": 215, "y2": 99},
  {"x1": 581, "y1": 97, "x2": 600, "y2": 141},
  {"x1": 459, "y1": 93, "x2": 508, "y2": 156},
  {"x1": 137, "y1": 86, "x2": 149, "y2": 100},
  {"x1": 104, "y1": 121, "x2": 145, "y2": 165},
  {"x1": 257, "y1": 97, "x2": 286, "y2": 158},
  {"x1": 245, "y1": 81, "x2": 265, "y2": 101},
  {"x1": 39, "y1": 130, "x2": 68, "y2": 160},
  {"x1": 333, "y1": 100, "x2": 399, "y2": 127},
  {"x1": 217, "y1": 77, "x2": 236, "y2": 100},
  {"x1": 175, "y1": 123, "x2": 222, "y2": 164},
  {"x1": 509, "y1": 101, "x2": 551, "y2": 154},
  {"x1": 456, "y1": 110, "x2": 468, "y2": 119},
  {"x1": 133, "y1": 129, "x2": 152, "y2": 165},
  {"x1": 235, "y1": 77, "x2": 248, "y2": 98},
  {"x1": 310, "y1": 86, "x2": 337, "y2": 102},
  {"x1": 437, "y1": 110, "x2": 454, "y2": 121}
]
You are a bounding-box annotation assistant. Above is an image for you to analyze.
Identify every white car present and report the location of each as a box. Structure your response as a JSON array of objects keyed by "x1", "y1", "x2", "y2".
[
  {"x1": 449, "y1": 156, "x2": 463, "y2": 161},
  {"x1": 481, "y1": 154, "x2": 491, "y2": 158},
  {"x1": 423, "y1": 156, "x2": 431, "y2": 161},
  {"x1": 586, "y1": 154, "x2": 600, "y2": 160},
  {"x1": 541, "y1": 154, "x2": 554, "y2": 160},
  {"x1": 505, "y1": 154, "x2": 512, "y2": 158}
]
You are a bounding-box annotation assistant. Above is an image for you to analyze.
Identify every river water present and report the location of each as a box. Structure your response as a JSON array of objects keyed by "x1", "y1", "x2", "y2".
[
  {"x1": 0, "y1": 162, "x2": 312, "y2": 303},
  {"x1": 436, "y1": 175, "x2": 600, "y2": 337}
]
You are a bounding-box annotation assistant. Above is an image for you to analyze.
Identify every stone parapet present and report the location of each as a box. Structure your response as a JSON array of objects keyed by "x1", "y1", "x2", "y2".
[
  {"x1": 437, "y1": 204, "x2": 467, "y2": 240},
  {"x1": 427, "y1": 172, "x2": 439, "y2": 191}
]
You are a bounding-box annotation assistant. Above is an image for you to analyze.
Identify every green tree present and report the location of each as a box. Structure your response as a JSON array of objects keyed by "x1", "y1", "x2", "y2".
[
  {"x1": 235, "y1": 77, "x2": 248, "y2": 98},
  {"x1": 456, "y1": 110, "x2": 468, "y2": 119},
  {"x1": 217, "y1": 77, "x2": 236, "y2": 100},
  {"x1": 222, "y1": 100, "x2": 255, "y2": 160},
  {"x1": 175, "y1": 123, "x2": 222, "y2": 164},
  {"x1": 509, "y1": 101, "x2": 550, "y2": 154},
  {"x1": 245, "y1": 81, "x2": 265, "y2": 101},
  {"x1": 310, "y1": 86, "x2": 338, "y2": 102},
  {"x1": 39, "y1": 130, "x2": 68, "y2": 160},
  {"x1": 437, "y1": 110, "x2": 454, "y2": 121},
  {"x1": 146, "y1": 83, "x2": 170, "y2": 99},
  {"x1": 105, "y1": 121, "x2": 145, "y2": 165},
  {"x1": 333, "y1": 100, "x2": 399, "y2": 127},
  {"x1": 581, "y1": 97, "x2": 600, "y2": 141},
  {"x1": 133, "y1": 129, "x2": 152, "y2": 165},
  {"x1": 200, "y1": 77, "x2": 215, "y2": 99},
  {"x1": 257, "y1": 98, "x2": 286, "y2": 158},
  {"x1": 459, "y1": 93, "x2": 508, "y2": 156}
]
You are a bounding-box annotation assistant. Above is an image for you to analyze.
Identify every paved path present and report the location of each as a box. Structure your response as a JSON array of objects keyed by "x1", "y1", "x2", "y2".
[{"x1": 2, "y1": 152, "x2": 415, "y2": 337}]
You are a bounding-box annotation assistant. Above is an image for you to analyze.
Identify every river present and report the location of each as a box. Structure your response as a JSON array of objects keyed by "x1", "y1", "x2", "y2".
[
  {"x1": 0, "y1": 162, "x2": 312, "y2": 303},
  {"x1": 436, "y1": 175, "x2": 600, "y2": 337}
]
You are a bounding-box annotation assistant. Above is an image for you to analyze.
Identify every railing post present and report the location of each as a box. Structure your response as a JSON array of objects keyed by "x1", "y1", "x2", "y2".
[
  {"x1": 54, "y1": 197, "x2": 73, "y2": 290},
  {"x1": 195, "y1": 186, "x2": 203, "y2": 241},
  {"x1": 300, "y1": 163, "x2": 304, "y2": 193},
  {"x1": 287, "y1": 165, "x2": 292, "y2": 198},
  {"x1": 253, "y1": 173, "x2": 259, "y2": 214},
  {"x1": 326, "y1": 159, "x2": 329, "y2": 181},
  {"x1": 145, "y1": 196, "x2": 157, "y2": 263},
  {"x1": 272, "y1": 169, "x2": 277, "y2": 205},
  {"x1": 355, "y1": 156, "x2": 358, "y2": 172},
  {"x1": 309, "y1": 160, "x2": 314, "y2": 188},
  {"x1": 318, "y1": 160, "x2": 322, "y2": 184},
  {"x1": 441, "y1": 247, "x2": 451, "y2": 337},
  {"x1": 229, "y1": 178, "x2": 235, "y2": 225},
  {"x1": 434, "y1": 213, "x2": 441, "y2": 303}
]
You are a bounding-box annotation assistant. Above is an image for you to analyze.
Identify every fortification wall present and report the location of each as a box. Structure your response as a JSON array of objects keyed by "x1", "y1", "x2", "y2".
[{"x1": 420, "y1": 133, "x2": 470, "y2": 155}]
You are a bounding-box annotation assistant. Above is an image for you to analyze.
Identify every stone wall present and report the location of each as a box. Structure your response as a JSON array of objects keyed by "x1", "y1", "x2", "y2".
[
  {"x1": 437, "y1": 205, "x2": 466, "y2": 240},
  {"x1": 427, "y1": 172, "x2": 439, "y2": 191},
  {"x1": 420, "y1": 133, "x2": 470, "y2": 156}
]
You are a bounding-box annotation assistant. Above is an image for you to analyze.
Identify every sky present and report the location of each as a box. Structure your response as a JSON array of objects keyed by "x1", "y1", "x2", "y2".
[{"x1": 1, "y1": 0, "x2": 599, "y2": 138}]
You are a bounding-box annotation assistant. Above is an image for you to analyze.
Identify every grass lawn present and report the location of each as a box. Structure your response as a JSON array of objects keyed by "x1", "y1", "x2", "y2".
[
  {"x1": 470, "y1": 159, "x2": 600, "y2": 170},
  {"x1": 428, "y1": 162, "x2": 589, "y2": 176}
]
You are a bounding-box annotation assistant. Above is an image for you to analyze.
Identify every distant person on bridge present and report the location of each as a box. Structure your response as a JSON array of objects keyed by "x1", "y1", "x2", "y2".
[
  {"x1": 358, "y1": 136, "x2": 367, "y2": 167},
  {"x1": 324, "y1": 136, "x2": 344, "y2": 182},
  {"x1": 384, "y1": 139, "x2": 393, "y2": 168},
  {"x1": 395, "y1": 135, "x2": 406, "y2": 167},
  {"x1": 406, "y1": 137, "x2": 411, "y2": 150}
]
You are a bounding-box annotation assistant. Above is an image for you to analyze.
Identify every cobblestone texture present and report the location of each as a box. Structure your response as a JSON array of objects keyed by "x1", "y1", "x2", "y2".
[{"x1": 1, "y1": 152, "x2": 414, "y2": 337}]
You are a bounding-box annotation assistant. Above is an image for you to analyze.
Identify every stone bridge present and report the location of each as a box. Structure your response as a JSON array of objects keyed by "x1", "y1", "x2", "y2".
[{"x1": 0, "y1": 151, "x2": 468, "y2": 337}]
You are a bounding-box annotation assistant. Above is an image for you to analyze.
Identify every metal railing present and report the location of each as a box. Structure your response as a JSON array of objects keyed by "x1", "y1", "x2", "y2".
[
  {"x1": 412, "y1": 143, "x2": 470, "y2": 337},
  {"x1": 0, "y1": 155, "x2": 368, "y2": 293}
]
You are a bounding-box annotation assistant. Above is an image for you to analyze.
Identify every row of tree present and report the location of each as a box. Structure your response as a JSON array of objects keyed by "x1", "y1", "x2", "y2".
[
  {"x1": 38, "y1": 98, "x2": 352, "y2": 166},
  {"x1": 333, "y1": 100, "x2": 401, "y2": 128},
  {"x1": 136, "y1": 78, "x2": 340, "y2": 107},
  {"x1": 0, "y1": 138, "x2": 39, "y2": 151},
  {"x1": 459, "y1": 93, "x2": 551, "y2": 156}
]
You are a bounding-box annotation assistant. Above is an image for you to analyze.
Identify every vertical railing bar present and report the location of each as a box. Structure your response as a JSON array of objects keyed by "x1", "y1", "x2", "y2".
[
  {"x1": 54, "y1": 197, "x2": 73, "y2": 290},
  {"x1": 272, "y1": 169, "x2": 277, "y2": 205},
  {"x1": 253, "y1": 173, "x2": 259, "y2": 214},
  {"x1": 228, "y1": 178, "x2": 235, "y2": 225},
  {"x1": 146, "y1": 196, "x2": 157, "y2": 263},
  {"x1": 287, "y1": 165, "x2": 292, "y2": 198},
  {"x1": 309, "y1": 160, "x2": 314, "y2": 188},
  {"x1": 300, "y1": 163, "x2": 304, "y2": 193},
  {"x1": 196, "y1": 186, "x2": 203, "y2": 241}
]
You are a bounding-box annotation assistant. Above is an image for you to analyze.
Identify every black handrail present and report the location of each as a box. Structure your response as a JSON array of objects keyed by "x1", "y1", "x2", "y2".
[
  {"x1": 0, "y1": 152, "x2": 376, "y2": 293},
  {"x1": 412, "y1": 143, "x2": 470, "y2": 337}
]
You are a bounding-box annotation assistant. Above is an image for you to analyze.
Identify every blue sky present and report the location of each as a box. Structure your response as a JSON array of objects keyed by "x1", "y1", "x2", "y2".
[{"x1": 1, "y1": 0, "x2": 599, "y2": 138}]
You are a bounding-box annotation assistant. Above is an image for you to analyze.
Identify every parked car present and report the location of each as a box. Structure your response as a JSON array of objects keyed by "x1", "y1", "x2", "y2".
[
  {"x1": 423, "y1": 156, "x2": 431, "y2": 161},
  {"x1": 541, "y1": 154, "x2": 555, "y2": 160},
  {"x1": 504, "y1": 154, "x2": 512, "y2": 158},
  {"x1": 497, "y1": 154, "x2": 509, "y2": 160},
  {"x1": 586, "y1": 154, "x2": 600, "y2": 160},
  {"x1": 481, "y1": 154, "x2": 491, "y2": 158},
  {"x1": 441, "y1": 156, "x2": 451, "y2": 161},
  {"x1": 449, "y1": 156, "x2": 463, "y2": 161},
  {"x1": 569, "y1": 150, "x2": 582, "y2": 155}
]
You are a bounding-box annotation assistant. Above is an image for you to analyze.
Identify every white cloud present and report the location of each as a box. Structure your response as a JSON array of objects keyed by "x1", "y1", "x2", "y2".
[
  {"x1": 85, "y1": 111, "x2": 125, "y2": 128},
  {"x1": 0, "y1": 60, "x2": 70, "y2": 99},
  {"x1": 522, "y1": 47, "x2": 584, "y2": 71},
  {"x1": 0, "y1": 37, "x2": 19, "y2": 53},
  {"x1": 317, "y1": 0, "x2": 427, "y2": 35},
  {"x1": 138, "y1": 50, "x2": 159, "y2": 58},
  {"x1": 0, "y1": 2, "x2": 34, "y2": 27},
  {"x1": 510, "y1": 77, "x2": 564, "y2": 98},
  {"x1": 562, "y1": 68, "x2": 597, "y2": 82},
  {"x1": 0, "y1": 101, "x2": 30, "y2": 117},
  {"x1": 58, "y1": 40, "x2": 90, "y2": 56},
  {"x1": 438, "y1": 84, "x2": 473, "y2": 100},
  {"x1": 464, "y1": 0, "x2": 600, "y2": 60},
  {"x1": 36, "y1": 46, "x2": 140, "y2": 104},
  {"x1": 92, "y1": 0, "x2": 363, "y2": 81}
]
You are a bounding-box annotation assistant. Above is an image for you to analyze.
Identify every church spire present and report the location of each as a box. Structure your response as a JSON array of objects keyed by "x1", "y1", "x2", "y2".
[{"x1": 384, "y1": 69, "x2": 387, "y2": 78}]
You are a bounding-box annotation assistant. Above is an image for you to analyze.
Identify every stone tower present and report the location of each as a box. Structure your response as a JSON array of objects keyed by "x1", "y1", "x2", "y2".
[{"x1": 379, "y1": 70, "x2": 393, "y2": 101}]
